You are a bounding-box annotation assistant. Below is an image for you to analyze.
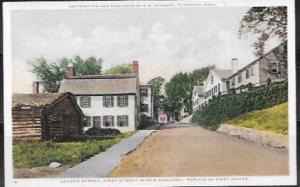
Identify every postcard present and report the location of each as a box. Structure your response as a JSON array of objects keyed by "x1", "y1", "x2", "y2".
[{"x1": 3, "y1": 0, "x2": 296, "y2": 186}]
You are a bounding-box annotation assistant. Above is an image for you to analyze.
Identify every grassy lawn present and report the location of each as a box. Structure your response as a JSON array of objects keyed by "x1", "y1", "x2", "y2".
[
  {"x1": 226, "y1": 102, "x2": 288, "y2": 135},
  {"x1": 13, "y1": 132, "x2": 135, "y2": 169}
]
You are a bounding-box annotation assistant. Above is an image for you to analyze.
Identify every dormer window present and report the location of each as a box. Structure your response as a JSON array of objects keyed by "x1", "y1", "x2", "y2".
[
  {"x1": 271, "y1": 63, "x2": 278, "y2": 73},
  {"x1": 246, "y1": 68, "x2": 250, "y2": 79},
  {"x1": 238, "y1": 73, "x2": 242, "y2": 83}
]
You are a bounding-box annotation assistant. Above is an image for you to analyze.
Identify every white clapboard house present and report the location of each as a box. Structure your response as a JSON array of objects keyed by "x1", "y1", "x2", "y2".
[
  {"x1": 140, "y1": 83, "x2": 154, "y2": 119},
  {"x1": 200, "y1": 41, "x2": 287, "y2": 108},
  {"x1": 59, "y1": 61, "x2": 141, "y2": 132}
]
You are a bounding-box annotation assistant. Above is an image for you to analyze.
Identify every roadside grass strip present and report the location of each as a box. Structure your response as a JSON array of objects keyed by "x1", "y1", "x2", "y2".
[
  {"x1": 227, "y1": 102, "x2": 288, "y2": 135},
  {"x1": 13, "y1": 132, "x2": 135, "y2": 168}
]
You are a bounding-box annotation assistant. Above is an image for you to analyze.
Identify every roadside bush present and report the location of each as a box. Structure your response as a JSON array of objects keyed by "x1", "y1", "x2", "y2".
[
  {"x1": 85, "y1": 128, "x2": 121, "y2": 137},
  {"x1": 192, "y1": 82, "x2": 288, "y2": 130},
  {"x1": 138, "y1": 114, "x2": 155, "y2": 129}
]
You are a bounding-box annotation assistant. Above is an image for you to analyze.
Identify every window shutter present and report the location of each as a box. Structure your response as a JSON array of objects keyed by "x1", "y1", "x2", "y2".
[
  {"x1": 111, "y1": 96, "x2": 114, "y2": 107},
  {"x1": 125, "y1": 96, "x2": 128, "y2": 106},
  {"x1": 112, "y1": 116, "x2": 114, "y2": 126},
  {"x1": 103, "y1": 96, "x2": 106, "y2": 107},
  {"x1": 117, "y1": 96, "x2": 120, "y2": 107},
  {"x1": 117, "y1": 116, "x2": 120, "y2": 126},
  {"x1": 126, "y1": 116, "x2": 128, "y2": 126},
  {"x1": 88, "y1": 97, "x2": 91, "y2": 107}
]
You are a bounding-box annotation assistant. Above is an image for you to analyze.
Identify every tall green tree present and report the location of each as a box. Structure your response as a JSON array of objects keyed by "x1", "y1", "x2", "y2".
[
  {"x1": 30, "y1": 56, "x2": 103, "y2": 93},
  {"x1": 147, "y1": 76, "x2": 165, "y2": 120},
  {"x1": 104, "y1": 64, "x2": 132, "y2": 75},
  {"x1": 239, "y1": 7, "x2": 287, "y2": 56},
  {"x1": 163, "y1": 66, "x2": 212, "y2": 120}
]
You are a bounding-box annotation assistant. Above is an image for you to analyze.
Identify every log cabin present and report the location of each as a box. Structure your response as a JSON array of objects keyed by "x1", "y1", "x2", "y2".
[{"x1": 12, "y1": 92, "x2": 84, "y2": 140}]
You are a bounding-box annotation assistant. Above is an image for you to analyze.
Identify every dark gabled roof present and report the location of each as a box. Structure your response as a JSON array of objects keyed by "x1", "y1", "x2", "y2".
[
  {"x1": 214, "y1": 69, "x2": 232, "y2": 79},
  {"x1": 59, "y1": 74, "x2": 138, "y2": 95},
  {"x1": 12, "y1": 93, "x2": 63, "y2": 107},
  {"x1": 12, "y1": 92, "x2": 84, "y2": 116}
]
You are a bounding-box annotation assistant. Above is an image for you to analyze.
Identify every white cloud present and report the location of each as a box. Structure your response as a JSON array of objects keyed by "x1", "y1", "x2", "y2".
[{"x1": 10, "y1": 8, "x2": 282, "y2": 93}]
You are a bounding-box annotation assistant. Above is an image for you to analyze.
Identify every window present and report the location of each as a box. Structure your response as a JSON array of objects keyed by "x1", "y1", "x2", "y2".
[
  {"x1": 246, "y1": 68, "x2": 250, "y2": 79},
  {"x1": 141, "y1": 104, "x2": 149, "y2": 112},
  {"x1": 83, "y1": 116, "x2": 91, "y2": 127},
  {"x1": 271, "y1": 63, "x2": 278, "y2": 73},
  {"x1": 231, "y1": 78, "x2": 235, "y2": 86},
  {"x1": 218, "y1": 83, "x2": 220, "y2": 93},
  {"x1": 117, "y1": 115, "x2": 128, "y2": 127},
  {"x1": 103, "y1": 116, "x2": 114, "y2": 127},
  {"x1": 211, "y1": 75, "x2": 214, "y2": 85},
  {"x1": 214, "y1": 86, "x2": 217, "y2": 94},
  {"x1": 118, "y1": 116, "x2": 128, "y2": 126},
  {"x1": 238, "y1": 73, "x2": 242, "y2": 83},
  {"x1": 103, "y1": 96, "x2": 114, "y2": 107},
  {"x1": 80, "y1": 96, "x2": 91, "y2": 108},
  {"x1": 117, "y1": 95, "x2": 128, "y2": 107},
  {"x1": 250, "y1": 65, "x2": 254, "y2": 76},
  {"x1": 140, "y1": 88, "x2": 148, "y2": 97},
  {"x1": 93, "y1": 117, "x2": 101, "y2": 128}
]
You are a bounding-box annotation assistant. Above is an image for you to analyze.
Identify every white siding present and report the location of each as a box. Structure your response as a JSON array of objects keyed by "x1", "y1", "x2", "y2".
[
  {"x1": 203, "y1": 70, "x2": 228, "y2": 104},
  {"x1": 141, "y1": 87, "x2": 153, "y2": 118},
  {"x1": 229, "y1": 62, "x2": 260, "y2": 88},
  {"x1": 76, "y1": 95, "x2": 136, "y2": 133}
]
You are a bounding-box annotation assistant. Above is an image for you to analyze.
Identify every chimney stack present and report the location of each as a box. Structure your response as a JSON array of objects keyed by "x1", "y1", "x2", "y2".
[
  {"x1": 32, "y1": 81, "x2": 39, "y2": 94},
  {"x1": 231, "y1": 58, "x2": 238, "y2": 73},
  {"x1": 67, "y1": 63, "x2": 75, "y2": 78},
  {"x1": 132, "y1": 60, "x2": 139, "y2": 75}
]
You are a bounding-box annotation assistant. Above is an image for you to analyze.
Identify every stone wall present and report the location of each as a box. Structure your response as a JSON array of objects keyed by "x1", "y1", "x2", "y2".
[{"x1": 217, "y1": 124, "x2": 288, "y2": 149}]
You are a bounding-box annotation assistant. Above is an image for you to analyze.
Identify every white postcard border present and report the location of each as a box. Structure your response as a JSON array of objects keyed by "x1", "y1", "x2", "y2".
[{"x1": 3, "y1": 0, "x2": 297, "y2": 186}]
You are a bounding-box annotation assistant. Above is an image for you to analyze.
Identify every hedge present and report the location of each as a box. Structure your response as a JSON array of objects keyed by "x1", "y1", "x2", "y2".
[{"x1": 192, "y1": 82, "x2": 288, "y2": 130}]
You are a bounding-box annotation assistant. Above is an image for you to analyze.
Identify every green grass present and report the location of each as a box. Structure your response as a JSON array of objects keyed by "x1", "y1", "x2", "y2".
[
  {"x1": 13, "y1": 132, "x2": 136, "y2": 169},
  {"x1": 226, "y1": 102, "x2": 288, "y2": 135}
]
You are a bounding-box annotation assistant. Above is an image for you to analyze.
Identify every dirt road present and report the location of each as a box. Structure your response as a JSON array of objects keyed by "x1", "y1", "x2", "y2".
[{"x1": 109, "y1": 125, "x2": 288, "y2": 177}]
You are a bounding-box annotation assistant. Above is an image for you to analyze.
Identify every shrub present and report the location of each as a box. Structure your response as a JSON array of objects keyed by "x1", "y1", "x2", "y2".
[
  {"x1": 192, "y1": 82, "x2": 288, "y2": 130},
  {"x1": 138, "y1": 114, "x2": 155, "y2": 129},
  {"x1": 85, "y1": 128, "x2": 121, "y2": 137}
]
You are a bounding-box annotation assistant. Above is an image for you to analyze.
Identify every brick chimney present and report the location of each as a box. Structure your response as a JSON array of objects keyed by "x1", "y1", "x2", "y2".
[
  {"x1": 67, "y1": 63, "x2": 75, "y2": 78},
  {"x1": 132, "y1": 60, "x2": 139, "y2": 75},
  {"x1": 231, "y1": 58, "x2": 238, "y2": 73},
  {"x1": 32, "y1": 81, "x2": 39, "y2": 94}
]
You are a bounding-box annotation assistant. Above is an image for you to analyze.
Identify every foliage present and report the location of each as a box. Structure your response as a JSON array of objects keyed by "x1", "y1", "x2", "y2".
[
  {"x1": 138, "y1": 113, "x2": 155, "y2": 129},
  {"x1": 239, "y1": 7, "x2": 287, "y2": 56},
  {"x1": 13, "y1": 132, "x2": 134, "y2": 168},
  {"x1": 30, "y1": 56, "x2": 103, "y2": 93},
  {"x1": 30, "y1": 58, "x2": 66, "y2": 93},
  {"x1": 147, "y1": 76, "x2": 165, "y2": 120},
  {"x1": 192, "y1": 82, "x2": 288, "y2": 130},
  {"x1": 85, "y1": 128, "x2": 121, "y2": 137},
  {"x1": 164, "y1": 66, "x2": 212, "y2": 120},
  {"x1": 60, "y1": 56, "x2": 103, "y2": 76},
  {"x1": 227, "y1": 102, "x2": 288, "y2": 135},
  {"x1": 104, "y1": 64, "x2": 132, "y2": 75}
]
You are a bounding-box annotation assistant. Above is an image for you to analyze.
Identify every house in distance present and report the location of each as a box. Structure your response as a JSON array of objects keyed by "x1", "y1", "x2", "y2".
[{"x1": 12, "y1": 86, "x2": 84, "y2": 140}]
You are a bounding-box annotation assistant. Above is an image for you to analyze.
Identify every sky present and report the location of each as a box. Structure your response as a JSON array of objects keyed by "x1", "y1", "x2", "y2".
[{"x1": 10, "y1": 7, "x2": 281, "y2": 93}]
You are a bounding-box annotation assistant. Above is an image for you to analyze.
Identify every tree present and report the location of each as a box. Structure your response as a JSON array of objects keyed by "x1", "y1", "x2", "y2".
[
  {"x1": 104, "y1": 64, "x2": 132, "y2": 75},
  {"x1": 59, "y1": 56, "x2": 102, "y2": 76},
  {"x1": 147, "y1": 76, "x2": 165, "y2": 120},
  {"x1": 30, "y1": 56, "x2": 103, "y2": 93},
  {"x1": 163, "y1": 66, "x2": 212, "y2": 120},
  {"x1": 239, "y1": 7, "x2": 287, "y2": 56}
]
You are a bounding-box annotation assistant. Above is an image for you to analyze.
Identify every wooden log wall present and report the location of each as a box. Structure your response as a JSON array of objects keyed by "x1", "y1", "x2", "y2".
[
  {"x1": 46, "y1": 96, "x2": 83, "y2": 139},
  {"x1": 12, "y1": 107, "x2": 42, "y2": 140}
]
